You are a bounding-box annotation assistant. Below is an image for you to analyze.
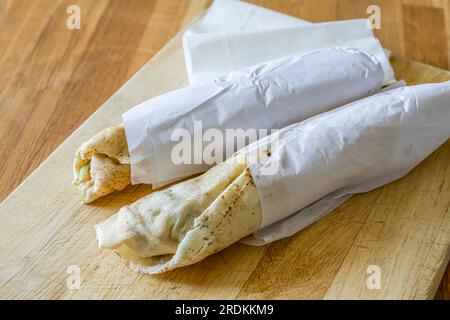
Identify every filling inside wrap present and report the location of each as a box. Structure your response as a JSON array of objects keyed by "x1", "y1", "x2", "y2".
[{"x1": 73, "y1": 125, "x2": 131, "y2": 203}]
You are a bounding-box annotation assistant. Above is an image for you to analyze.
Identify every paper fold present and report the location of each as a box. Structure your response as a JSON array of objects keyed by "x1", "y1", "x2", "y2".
[{"x1": 183, "y1": 0, "x2": 394, "y2": 85}]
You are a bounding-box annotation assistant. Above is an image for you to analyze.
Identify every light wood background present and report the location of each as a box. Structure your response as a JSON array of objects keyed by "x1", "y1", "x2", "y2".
[{"x1": 0, "y1": 0, "x2": 449, "y2": 299}]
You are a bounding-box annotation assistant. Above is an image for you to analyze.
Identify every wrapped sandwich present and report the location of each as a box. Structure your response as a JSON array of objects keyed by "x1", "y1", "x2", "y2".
[
  {"x1": 96, "y1": 81, "x2": 450, "y2": 274},
  {"x1": 95, "y1": 153, "x2": 261, "y2": 273},
  {"x1": 73, "y1": 125, "x2": 130, "y2": 202},
  {"x1": 74, "y1": 46, "x2": 385, "y2": 202}
]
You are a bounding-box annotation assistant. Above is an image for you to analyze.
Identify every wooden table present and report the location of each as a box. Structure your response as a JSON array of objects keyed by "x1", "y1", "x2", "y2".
[{"x1": 0, "y1": 0, "x2": 449, "y2": 299}]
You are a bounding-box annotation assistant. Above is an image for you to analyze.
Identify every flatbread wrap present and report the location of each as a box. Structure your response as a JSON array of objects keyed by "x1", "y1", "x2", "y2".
[
  {"x1": 95, "y1": 154, "x2": 261, "y2": 273},
  {"x1": 73, "y1": 125, "x2": 131, "y2": 203},
  {"x1": 96, "y1": 81, "x2": 450, "y2": 274},
  {"x1": 74, "y1": 47, "x2": 385, "y2": 202}
]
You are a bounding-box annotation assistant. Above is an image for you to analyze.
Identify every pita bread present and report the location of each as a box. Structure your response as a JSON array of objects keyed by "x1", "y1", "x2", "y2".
[
  {"x1": 95, "y1": 154, "x2": 262, "y2": 274},
  {"x1": 73, "y1": 125, "x2": 131, "y2": 203}
]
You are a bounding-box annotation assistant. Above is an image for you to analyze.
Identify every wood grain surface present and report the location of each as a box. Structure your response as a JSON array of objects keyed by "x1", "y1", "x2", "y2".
[{"x1": 0, "y1": 0, "x2": 449, "y2": 299}]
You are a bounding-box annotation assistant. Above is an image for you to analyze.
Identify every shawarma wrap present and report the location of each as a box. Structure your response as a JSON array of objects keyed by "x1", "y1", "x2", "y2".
[
  {"x1": 74, "y1": 47, "x2": 385, "y2": 202},
  {"x1": 95, "y1": 81, "x2": 450, "y2": 274},
  {"x1": 73, "y1": 125, "x2": 131, "y2": 203},
  {"x1": 95, "y1": 154, "x2": 262, "y2": 274}
]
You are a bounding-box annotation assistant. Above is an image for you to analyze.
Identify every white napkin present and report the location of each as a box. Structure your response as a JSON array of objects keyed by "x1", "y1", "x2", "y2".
[
  {"x1": 183, "y1": 0, "x2": 394, "y2": 85},
  {"x1": 241, "y1": 81, "x2": 450, "y2": 244},
  {"x1": 123, "y1": 47, "x2": 384, "y2": 187}
]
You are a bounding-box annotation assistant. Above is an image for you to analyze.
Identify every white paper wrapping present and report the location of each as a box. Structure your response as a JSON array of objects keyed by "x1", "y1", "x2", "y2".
[
  {"x1": 123, "y1": 47, "x2": 384, "y2": 187},
  {"x1": 183, "y1": 0, "x2": 394, "y2": 85},
  {"x1": 241, "y1": 81, "x2": 450, "y2": 245}
]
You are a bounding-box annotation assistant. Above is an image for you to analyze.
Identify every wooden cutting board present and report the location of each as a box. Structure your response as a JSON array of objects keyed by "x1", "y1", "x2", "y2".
[{"x1": 0, "y1": 28, "x2": 449, "y2": 299}]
